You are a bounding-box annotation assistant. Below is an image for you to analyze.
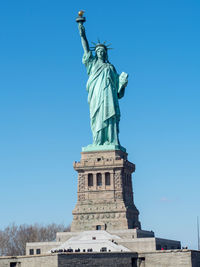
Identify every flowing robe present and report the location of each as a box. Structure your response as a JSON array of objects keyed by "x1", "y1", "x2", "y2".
[{"x1": 83, "y1": 51, "x2": 125, "y2": 146}]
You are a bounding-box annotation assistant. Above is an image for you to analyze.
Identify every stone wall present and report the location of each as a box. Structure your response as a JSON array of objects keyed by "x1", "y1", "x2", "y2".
[
  {"x1": 0, "y1": 254, "x2": 58, "y2": 267},
  {"x1": 26, "y1": 242, "x2": 62, "y2": 255},
  {"x1": 1, "y1": 250, "x2": 200, "y2": 267},
  {"x1": 58, "y1": 253, "x2": 137, "y2": 267},
  {"x1": 139, "y1": 250, "x2": 196, "y2": 267},
  {"x1": 109, "y1": 229, "x2": 155, "y2": 239},
  {"x1": 118, "y1": 238, "x2": 156, "y2": 252},
  {"x1": 155, "y1": 238, "x2": 181, "y2": 250},
  {"x1": 191, "y1": 250, "x2": 200, "y2": 267},
  {"x1": 0, "y1": 253, "x2": 137, "y2": 267}
]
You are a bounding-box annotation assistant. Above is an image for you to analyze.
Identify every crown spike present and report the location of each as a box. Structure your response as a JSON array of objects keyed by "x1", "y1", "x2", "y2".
[{"x1": 91, "y1": 40, "x2": 113, "y2": 51}]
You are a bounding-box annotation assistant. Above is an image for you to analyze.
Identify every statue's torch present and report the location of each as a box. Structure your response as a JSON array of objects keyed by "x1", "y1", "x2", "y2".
[{"x1": 76, "y1": 10, "x2": 86, "y2": 24}]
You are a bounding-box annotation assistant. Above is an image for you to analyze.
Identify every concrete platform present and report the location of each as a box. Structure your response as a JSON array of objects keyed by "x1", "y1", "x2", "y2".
[{"x1": 26, "y1": 229, "x2": 181, "y2": 255}]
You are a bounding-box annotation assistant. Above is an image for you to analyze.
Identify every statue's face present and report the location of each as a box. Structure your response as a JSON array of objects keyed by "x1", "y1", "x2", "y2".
[{"x1": 96, "y1": 47, "x2": 107, "y2": 61}]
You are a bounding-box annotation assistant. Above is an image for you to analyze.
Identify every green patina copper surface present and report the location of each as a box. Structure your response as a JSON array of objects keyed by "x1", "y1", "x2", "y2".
[{"x1": 77, "y1": 17, "x2": 128, "y2": 152}]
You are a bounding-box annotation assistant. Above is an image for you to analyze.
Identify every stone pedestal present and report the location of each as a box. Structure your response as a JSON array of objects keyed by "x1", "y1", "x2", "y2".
[{"x1": 71, "y1": 150, "x2": 141, "y2": 231}]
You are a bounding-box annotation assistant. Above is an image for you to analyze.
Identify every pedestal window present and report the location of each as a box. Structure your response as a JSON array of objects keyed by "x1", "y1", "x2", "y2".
[
  {"x1": 88, "y1": 173, "x2": 93, "y2": 186},
  {"x1": 97, "y1": 173, "x2": 102, "y2": 186},
  {"x1": 105, "y1": 172, "x2": 110, "y2": 185}
]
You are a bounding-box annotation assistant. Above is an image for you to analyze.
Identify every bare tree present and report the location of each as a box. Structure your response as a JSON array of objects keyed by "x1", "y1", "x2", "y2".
[{"x1": 0, "y1": 223, "x2": 70, "y2": 256}]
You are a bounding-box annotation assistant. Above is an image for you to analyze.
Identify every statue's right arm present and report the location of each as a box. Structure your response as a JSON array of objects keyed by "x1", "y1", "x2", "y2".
[{"x1": 78, "y1": 23, "x2": 90, "y2": 54}]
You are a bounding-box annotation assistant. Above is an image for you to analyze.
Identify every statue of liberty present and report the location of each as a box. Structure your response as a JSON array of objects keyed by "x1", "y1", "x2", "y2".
[{"x1": 76, "y1": 12, "x2": 128, "y2": 152}]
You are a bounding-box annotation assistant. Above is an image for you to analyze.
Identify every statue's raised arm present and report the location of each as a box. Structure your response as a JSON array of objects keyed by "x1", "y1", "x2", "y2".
[
  {"x1": 78, "y1": 23, "x2": 90, "y2": 54},
  {"x1": 76, "y1": 11, "x2": 89, "y2": 54}
]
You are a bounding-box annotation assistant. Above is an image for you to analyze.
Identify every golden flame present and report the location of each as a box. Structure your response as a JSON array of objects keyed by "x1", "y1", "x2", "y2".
[{"x1": 78, "y1": 10, "x2": 85, "y2": 17}]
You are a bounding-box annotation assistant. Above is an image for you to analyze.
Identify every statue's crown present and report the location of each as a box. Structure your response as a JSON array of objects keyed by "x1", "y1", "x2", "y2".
[{"x1": 90, "y1": 40, "x2": 112, "y2": 51}]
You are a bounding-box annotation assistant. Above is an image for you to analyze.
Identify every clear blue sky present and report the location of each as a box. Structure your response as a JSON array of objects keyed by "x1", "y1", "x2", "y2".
[{"x1": 0, "y1": 0, "x2": 199, "y2": 249}]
